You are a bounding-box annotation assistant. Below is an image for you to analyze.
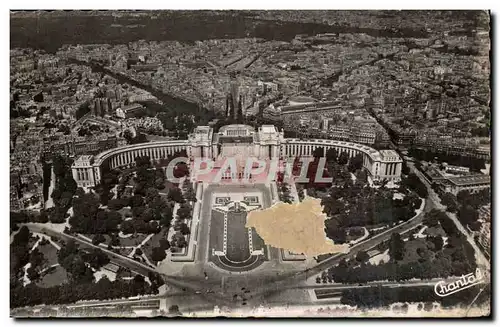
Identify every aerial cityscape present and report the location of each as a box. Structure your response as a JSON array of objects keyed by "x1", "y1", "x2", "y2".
[{"x1": 9, "y1": 10, "x2": 491, "y2": 318}]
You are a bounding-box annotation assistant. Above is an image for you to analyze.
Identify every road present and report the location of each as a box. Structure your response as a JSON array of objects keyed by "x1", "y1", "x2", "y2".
[
  {"x1": 293, "y1": 276, "x2": 486, "y2": 291},
  {"x1": 408, "y1": 162, "x2": 490, "y2": 271},
  {"x1": 44, "y1": 167, "x2": 56, "y2": 209}
]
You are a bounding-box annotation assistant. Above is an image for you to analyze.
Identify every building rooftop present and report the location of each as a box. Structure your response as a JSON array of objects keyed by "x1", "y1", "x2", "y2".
[
  {"x1": 219, "y1": 136, "x2": 254, "y2": 144},
  {"x1": 219, "y1": 124, "x2": 254, "y2": 135},
  {"x1": 379, "y1": 149, "x2": 398, "y2": 156},
  {"x1": 77, "y1": 155, "x2": 94, "y2": 161},
  {"x1": 195, "y1": 126, "x2": 211, "y2": 134},
  {"x1": 260, "y1": 125, "x2": 277, "y2": 134},
  {"x1": 121, "y1": 103, "x2": 144, "y2": 112},
  {"x1": 447, "y1": 174, "x2": 491, "y2": 186}
]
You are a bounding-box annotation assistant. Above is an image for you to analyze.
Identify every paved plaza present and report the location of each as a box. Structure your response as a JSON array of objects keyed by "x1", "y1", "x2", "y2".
[{"x1": 197, "y1": 184, "x2": 272, "y2": 272}]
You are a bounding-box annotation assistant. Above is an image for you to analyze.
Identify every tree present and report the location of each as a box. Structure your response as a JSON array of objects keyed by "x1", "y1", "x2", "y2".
[
  {"x1": 179, "y1": 223, "x2": 190, "y2": 235},
  {"x1": 183, "y1": 181, "x2": 197, "y2": 203},
  {"x1": 159, "y1": 239, "x2": 170, "y2": 251},
  {"x1": 13, "y1": 226, "x2": 30, "y2": 246},
  {"x1": 348, "y1": 154, "x2": 364, "y2": 172},
  {"x1": 27, "y1": 266, "x2": 40, "y2": 282},
  {"x1": 458, "y1": 205, "x2": 479, "y2": 227},
  {"x1": 338, "y1": 151, "x2": 349, "y2": 165},
  {"x1": 326, "y1": 148, "x2": 338, "y2": 163},
  {"x1": 431, "y1": 236, "x2": 444, "y2": 251},
  {"x1": 441, "y1": 193, "x2": 458, "y2": 212},
  {"x1": 123, "y1": 129, "x2": 134, "y2": 144},
  {"x1": 171, "y1": 232, "x2": 188, "y2": 248},
  {"x1": 133, "y1": 274, "x2": 145, "y2": 284},
  {"x1": 29, "y1": 248, "x2": 45, "y2": 268},
  {"x1": 92, "y1": 234, "x2": 106, "y2": 245},
  {"x1": 160, "y1": 206, "x2": 174, "y2": 228},
  {"x1": 38, "y1": 211, "x2": 49, "y2": 223},
  {"x1": 151, "y1": 247, "x2": 166, "y2": 263},
  {"x1": 132, "y1": 206, "x2": 146, "y2": 218},
  {"x1": 83, "y1": 248, "x2": 110, "y2": 270},
  {"x1": 129, "y1": 194, "x2": 144, "y2": 208},
  {"x1": 313, "y1": 147, "x2": 324, "y2": 158},
  {"x1": 424, "y1": 209, "x2": 446, "y2": 227},
  {"x1": 145, "y1": 187, "x2": 160, "y2": 205},
  {"x1": 356, "y1": 250, "x2": 370, "y2": 263},
  {"x1": 403, "y1": 173, "x2": 428, "y2": 198},
  {"x1": 402, "y1": 161, "x2": 411, "y2": 175},
  {"x1": 176, "y1": 203, "x2": 192, "y2": 220},
  {"x1": 108, "y1": 198, "x2": 126, "y2": 211},
  {"x1": 388, "y1": 233, "x2": 405, "y2": 261},
  {"x1": 168, "y1": 187, "x2": 184, "y2": 204}
]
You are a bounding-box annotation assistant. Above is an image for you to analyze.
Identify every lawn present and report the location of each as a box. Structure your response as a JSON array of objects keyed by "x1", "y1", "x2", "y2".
[
  {"x1": 424, "y1": 225, "x2": 446, "y2": 237},
  {"x1": 37, "y1": 265, "x2": 69, "y2": 288},
  {"x1": 251, "y1": 227, "x2": 266, "y2": 253},
  {"x1": 209, "y1": 210, "x2": 225, "y2": 255},
  {"x1": 27, "y1": 235, "x2": 39, "y2": 251},
  {"x1": 38, "y1": 242, "x2": 59, "y2": 267},
  {"x1": 115, "y1": 248, "x2": 133, "y2": 257},
  {"x1": 118, "y1": 233, "x2": 149, "y2": 247},
  {"x1": 345, "y1": 227, "x2": 365, "y2": 242},
  {"x1": 401, "y1": 239, "x2": 432, "y2": 264},
  {"x1": 225, "y1": 211, "x2": 250, "y2": 262}
]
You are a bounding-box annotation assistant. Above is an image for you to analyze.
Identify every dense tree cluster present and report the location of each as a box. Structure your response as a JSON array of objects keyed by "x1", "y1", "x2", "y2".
[
  {"x1": 10, "y1": 227, "x2": 36, "y2": 283},
  {"x1": 170, "y1": 232, "x2": 188, "y2": 250},
  {"x1": 57, "y1": 240, "x2": 110, "y2": 283},
  {"x1": 455, "y1": 189, "x2": 490, "y2": 230},
  {"x1": 157, "y1": 111, "x2": 196, "y2": 139},
  {"x1": 10, "y1": 211, "x2": 49, "y2": 231},
  {"x1": 176, "y1": 203, "x2": 192, "y2": 221},
  {"x1": 168, "y1": 187, "x2": 185, "y2": 204},
  {"x1": 340, "y1": 284, "x2": 490, "y2": 309},
  {"x1": 323, "y1": 185, "x2": 422, "y2": 243},
  {"x1": 123, "y1": 130, "x2": 148, "y2": 145},
  {"x1": 388, "y1": 233, "x2": 405, "y2": 261},
  {"x1": 133, "y1": 156, "x2": 167, "y2": 193},
  {"x1": 292, "y1": 147, "x2": 424, "y2": 245},
  {"x1": 408, "y1": 147, "x2": 486, "y2": 172},
  {"x1": 10, "y1": 230, "x2": 164, "y2": 309},
  {"x1": 440, "y1": 192, "x2": 459, "y2": 213},
  {"x1": 151, "y1": 246, "x2": 167, "y2": 263},
  {"x1": 182, "y1": 179, "x2": 197, "y2": 203},
  {"x1": 94, "y1": 170, "x2": 120, "y2": 206},
  {"x1": 70, "y1": 182, "x2": 174, "y2": 236},
  {"x1": 11, "y1": 275, "x2": 159, "y2": 309},
  {"x1": 57, "y1": 252, "x2": 94, "y2": 283},
  {"x1": 48, "y1": 155, "x2": 78, "y2": 223},
  {"x1": 328, "y1": 210, "x2": 477, "y2": 284},
  {"x1": 330, "y1": 243, "x2": 474, "y2": 284},
  {"x1": 69, "y1": 192, "x2": 122, "y2": 234},
  {"x1": 433, "y1": 188, "x2": 489, "y2": 231}
]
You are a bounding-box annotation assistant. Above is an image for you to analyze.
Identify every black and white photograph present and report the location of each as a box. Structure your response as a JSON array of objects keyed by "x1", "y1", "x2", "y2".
[{"x1": 8, "y1": 9, "x2": 492, "y2": 318}]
